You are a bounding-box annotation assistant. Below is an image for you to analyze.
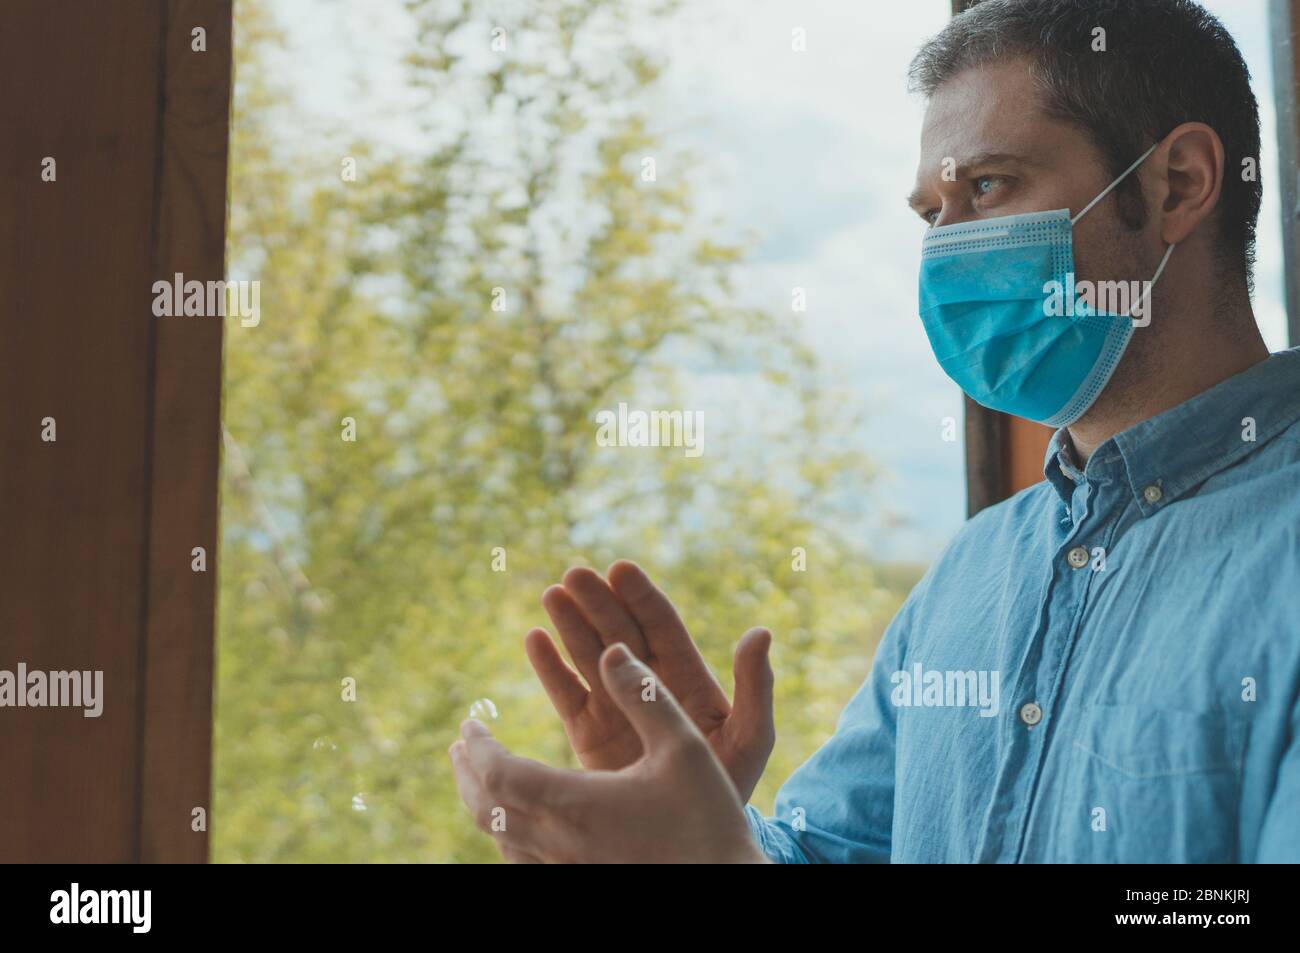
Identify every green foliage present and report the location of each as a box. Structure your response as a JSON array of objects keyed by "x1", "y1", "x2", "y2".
[{"x1": 213, "y1": 0, "x2": 921, "y2": 863}]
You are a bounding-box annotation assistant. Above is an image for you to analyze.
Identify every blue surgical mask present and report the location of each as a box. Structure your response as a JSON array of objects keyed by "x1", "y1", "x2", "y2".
[{"x1": 918, "y1": 143, "x2": 1176, "y2": 426}]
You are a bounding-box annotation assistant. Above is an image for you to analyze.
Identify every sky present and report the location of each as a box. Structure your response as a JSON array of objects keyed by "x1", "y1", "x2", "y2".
[{"x1": 263, "y1": 0, "x2": 1293, "y2": 561}]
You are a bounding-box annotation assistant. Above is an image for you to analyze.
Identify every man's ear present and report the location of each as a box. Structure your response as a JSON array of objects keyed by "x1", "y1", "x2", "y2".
[{"x1": 1156, "y1": 122, "x2": 1225, "y2": 246}]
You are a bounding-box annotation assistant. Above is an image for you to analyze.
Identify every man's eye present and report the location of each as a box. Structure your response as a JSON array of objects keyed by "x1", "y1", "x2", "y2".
[{"x1": 974, "y1": 176, "x2": 1002, "y2": 197}]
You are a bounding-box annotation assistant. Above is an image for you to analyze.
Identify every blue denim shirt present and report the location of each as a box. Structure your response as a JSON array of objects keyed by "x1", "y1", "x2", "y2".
[{"x1": 747, "y1": 348, "x2": 1300, "y2": 863}]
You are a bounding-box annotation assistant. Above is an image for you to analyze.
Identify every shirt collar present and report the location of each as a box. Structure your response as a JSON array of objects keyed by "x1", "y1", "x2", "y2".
[{"x1": 1042, "y1": 347, "x2": 1300, "y2": 514}]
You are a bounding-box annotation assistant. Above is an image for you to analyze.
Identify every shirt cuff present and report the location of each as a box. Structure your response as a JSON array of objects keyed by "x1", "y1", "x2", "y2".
[{"x1": 743, "y1": 804, "x2": 809, "y2": 864}]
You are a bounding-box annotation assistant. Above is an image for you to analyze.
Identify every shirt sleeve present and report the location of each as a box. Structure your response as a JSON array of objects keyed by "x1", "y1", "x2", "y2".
[{"x1": 744, "y1": 589, "x2": 919, "y2": 864}]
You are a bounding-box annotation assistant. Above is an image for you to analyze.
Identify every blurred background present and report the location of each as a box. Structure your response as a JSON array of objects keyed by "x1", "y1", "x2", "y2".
[{"x1": 213, "y1": 0, "x2": 1290, "y2": 862}]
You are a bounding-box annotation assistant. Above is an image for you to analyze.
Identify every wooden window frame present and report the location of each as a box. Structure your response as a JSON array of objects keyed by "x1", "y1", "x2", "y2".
[
  {"x1": 1273, "y1": 0, "x2": 1300, "y2": 347},
  {"x1": 0, "y1": 0, "x2": 231, "y2": 863}
]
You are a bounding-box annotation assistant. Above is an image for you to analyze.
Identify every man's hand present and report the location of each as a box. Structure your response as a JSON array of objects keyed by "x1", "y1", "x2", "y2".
[
  {"x1": 450, "y1": 643, "x2": 768, "y2": 864},
  {"x1": 523, "y1": 560, "x2": 774, "y2": 801}
]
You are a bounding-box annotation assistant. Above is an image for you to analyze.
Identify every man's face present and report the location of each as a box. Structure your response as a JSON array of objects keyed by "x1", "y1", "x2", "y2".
[{"x1": 908, "y1": 57, "x2": 1153, "y2": 302}]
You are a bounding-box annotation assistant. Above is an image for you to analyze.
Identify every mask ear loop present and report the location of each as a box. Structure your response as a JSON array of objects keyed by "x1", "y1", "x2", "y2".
[
  {"x1": 1068, "y1": 141, "x2": 1171, "y2": 322},
  {"x1": 1127, "y1": 241, "x2": 1177, "y2": 319},
  {"x1": 1071, "y1": 141, "x2": 1161, "y2": 226}
]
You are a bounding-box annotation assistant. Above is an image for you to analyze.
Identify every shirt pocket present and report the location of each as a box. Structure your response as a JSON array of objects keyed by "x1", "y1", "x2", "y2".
[{"x1": 1052, "y1": 705, "x2": 1247, "y2": 863}]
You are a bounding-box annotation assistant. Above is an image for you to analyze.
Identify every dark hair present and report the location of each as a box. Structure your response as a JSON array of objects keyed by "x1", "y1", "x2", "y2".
[{"x1": 909, "y1": 0, "x2": 1262, "y2": 286}]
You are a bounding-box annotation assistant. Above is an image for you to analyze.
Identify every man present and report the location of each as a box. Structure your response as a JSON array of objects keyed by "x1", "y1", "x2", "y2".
[{"x1": 450, "y1": 0, "x2": 1300, "y2": 862}]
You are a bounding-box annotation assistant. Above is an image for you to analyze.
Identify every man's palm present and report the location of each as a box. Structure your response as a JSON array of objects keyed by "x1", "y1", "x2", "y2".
[{"x1": 524, "y1": 561, "x2": 774, "y2": 801}]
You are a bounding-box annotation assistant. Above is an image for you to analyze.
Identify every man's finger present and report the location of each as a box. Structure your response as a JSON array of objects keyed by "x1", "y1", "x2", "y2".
[
  {"x1": 607, "y1": 560, "x2": 705, "y2": 665},
  {"x1": 459, "y1": 719, "x2": 574, "y2": 815},
  {"x1": 597, "y1": 644, "x2": 705, "y2": 754},
  {"x1": 542, "y1": 583, "x2": 609, "y2": 694},
  {"x1": 730, "y1": 627, "x2": 775, "y2": 742},
  {"x1": 563, "y1": 566, "x2": 650, "y2": 658},
  {"x1": 448, "y1": 741, "x2": 549, "y2": 857},
  {"x1": 524, "y1": 627, "x2": 589, "y2": 720}
]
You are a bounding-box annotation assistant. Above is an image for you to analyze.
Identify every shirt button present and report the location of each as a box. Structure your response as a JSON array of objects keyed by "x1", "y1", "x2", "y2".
[
  {"x1": 1143, "y1": 484, "x2": 1163, "y2": 503},
  {"x1": 1066, "y1": 546, "x2": 1090, "y2": 568},
  {"x1": 1019, "y1": 702, "x2": 1043, "y2": 727}
]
